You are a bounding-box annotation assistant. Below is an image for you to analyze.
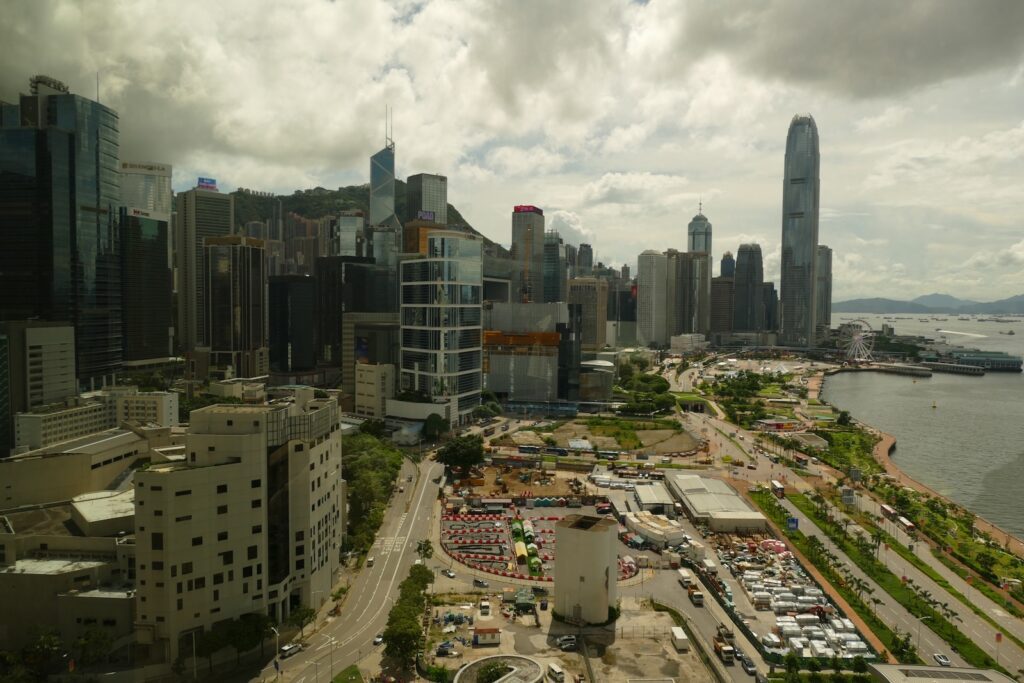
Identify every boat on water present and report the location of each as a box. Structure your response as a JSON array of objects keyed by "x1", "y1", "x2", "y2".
[{"x1": 999, "y1": 330, "x2": 1016, "y2": 335}]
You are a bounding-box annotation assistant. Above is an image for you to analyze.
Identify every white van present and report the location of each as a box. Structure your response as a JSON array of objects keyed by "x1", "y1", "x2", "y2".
[
  {"x1": 366, "y1": 556, "x2": 375, "y2": 567},
  {"x1": 548, "y1": 663, "x2": 565, "y2": 682}
]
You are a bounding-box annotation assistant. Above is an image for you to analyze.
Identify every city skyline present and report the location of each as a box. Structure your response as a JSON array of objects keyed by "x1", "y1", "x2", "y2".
[{"x1": 3, "y1": 1, "x2": 1024, "y2": 301}]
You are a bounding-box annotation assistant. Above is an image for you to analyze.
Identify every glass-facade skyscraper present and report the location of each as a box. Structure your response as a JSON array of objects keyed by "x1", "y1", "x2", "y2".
[
  {"x1": 511, "y1": 205, "x2": 545, "y2": 303},
  {"x1": 120, "y1": 208, "x2": 172, "y2": 361},
  {"x1": 543, "y1": 231, "x2": 568, "y2": 303},
  {"x1": 816, "y1": 244, "x2": 833, "y2": 341},
  {"x1": 370, "y1": 142, "x2": 401, "y2": 229},
  {"x1": 687, "y1": 211, "x2": 712, "y2": 254},
  {"x1": 720, "y1": 251, "x2": 735, "y2": 278},
  {"x1": 119, "y1": 161, "x2": 172, "y2": 217},
  {"x1": 733, "y1": 243, "x2": 765, "y2": 332},
  {"x1": 780, "y1": 114, "x2": 820, "y2": 347},
  {"x1": 0, "y1": 76, "x2": 121, "y2": 389},
  {"x1": 406, "y1": 173, "x2": 447, "y2": 224}
]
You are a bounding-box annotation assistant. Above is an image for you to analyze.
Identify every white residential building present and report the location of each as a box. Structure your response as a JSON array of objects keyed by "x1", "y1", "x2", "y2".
[{"x1": 354, "y1": 363, "x2": 394, "y2": 418}]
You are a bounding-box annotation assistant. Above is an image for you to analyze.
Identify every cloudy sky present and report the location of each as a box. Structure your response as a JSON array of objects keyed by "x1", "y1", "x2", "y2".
[{"x1": 4, "y1": 0, "x2": 1024, "y2": 301}]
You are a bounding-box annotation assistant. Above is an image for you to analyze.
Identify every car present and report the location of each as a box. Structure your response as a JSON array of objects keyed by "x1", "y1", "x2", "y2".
[
  {"x1": 398, "y1": 486, "x2": 405, "y2": 493},
  {"x1": 473, "y1": 578, "x2": 489, "y2": 588},
  {"x1": 373, "y1": 634, "x2": 384, "y2": 646},
  {"x1": 407, "y1": 475, "x2": 413, "y2": 482},
  {"x1": 740, "y1": 656, "x2": 757, "y2": 675},
  {"x1": 279, "y1": 643, "x2": 303, "y2": 659},
  {"x1": 442, "y1": 569, "x2": 456, "y2": 578},
  {"x1": 556, "y1": 635, "x2": 577, "y2": 646},
  {"x1": 933, "y1": 654, "x2": 951, "y2": 667},
  {"x1": 559, "y1": 641, "x2": 577, "y2": 652}
]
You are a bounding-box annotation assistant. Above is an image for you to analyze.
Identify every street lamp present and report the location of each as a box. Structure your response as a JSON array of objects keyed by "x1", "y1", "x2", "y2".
[{"x1": 916, "y1": 615, "x2": 932, "y2": 651}]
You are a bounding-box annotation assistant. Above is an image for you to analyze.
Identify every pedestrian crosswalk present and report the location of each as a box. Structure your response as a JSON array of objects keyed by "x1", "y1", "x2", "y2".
[{"x1": 378, "y1": 536, "x2": 407, "y2": 555}]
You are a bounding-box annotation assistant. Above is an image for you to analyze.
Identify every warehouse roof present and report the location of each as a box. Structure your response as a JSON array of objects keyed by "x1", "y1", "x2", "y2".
[{"x1": 634, "y1": 482, "x2": 674, "y2": 506}]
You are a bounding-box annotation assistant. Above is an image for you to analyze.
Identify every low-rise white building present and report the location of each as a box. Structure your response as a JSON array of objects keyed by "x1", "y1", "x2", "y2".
[
  {"x1": 354, "y1": 363, "x2": 394, "y2": 418},
  {"x1": 553, "y1": 514, "x2": 618, "y2": 625}
]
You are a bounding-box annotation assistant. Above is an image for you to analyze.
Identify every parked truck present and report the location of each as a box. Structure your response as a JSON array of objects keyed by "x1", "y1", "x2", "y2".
[
  {"x1": 713, "y1": 636, "x2": 735, "y2": 664},
  {"x1": 671, "y1": 626, "x2": 690, "y2": 652},
  {"x1": 676, "y1": 568, "x2": 693, "y2": 588},
  {"x1": 687, "y1": 585, "x2": 704, "y2": 606},
  {"x1": 716, "y1": 624, "x2": 735, "y2": 644}
]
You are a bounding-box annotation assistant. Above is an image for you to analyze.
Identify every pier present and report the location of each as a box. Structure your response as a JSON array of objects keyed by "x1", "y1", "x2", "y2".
[
  {"x1": 920, "y1": 362, "x2": 985, "y2": 376},
  {"x1": 870, "y1": 363, "x2": 932, "y2": 377}
]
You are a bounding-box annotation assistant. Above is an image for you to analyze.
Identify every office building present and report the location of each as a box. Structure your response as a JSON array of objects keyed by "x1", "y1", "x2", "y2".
[
  {"x1": 680, "y1": 252, "x2": 711, "y2": 335},
  {"x1": 399, "y1": 231, "x2": 482, "y2": 424},
  {"x1": 543, "y1": 231, "x2": 568, "y2": 303},
  {"x1": 269, "y1": 275, "x2": 317, "y2": 374},
  {"x1": 332, "y1": 210, "x2": 364, "y2": 257},
  {"x1": 720, "y1": 251, "x2": 735, "y2": 278},
  {"x1": 121, "y1": 208, "x2": 173, "y2": 361},
  {"x1": 0, "y1": 322, "x2": 76, "y2": 454},
  {"x1": 406, "y1": 173, "x2": 447, "y2": 224},
  {"x1": 577, "y1": 243, "x2": 594, "y2": 276},
  {"x1": 620, "y1": 264, "x2": 630, "y2": 280},
  {"x1": 354, "y1": 363, "x2": 395, "y2": 418},
  {"x1": 734, "y1": 244, "x2": 765, "y2": 332},
  {"x1": 780, "y1": 114, "x2": 820, "y2": 346},
  {"x1": 511, "y1": 205, "x2": 545, "y2": 303},
  {"x1": 175, "y1": 188, "x2": 234, "y2": 353},
  {"x1": 816, "y1": 245, "x2": 833, "y2": 340},
  {"x1": 687, "y1": 211, "x2": 712, "y2": 254},
  {"x1": 637, "y1": 250, "x2": 668, "y2": 347},
  {"x1": 762, "y1": 283, "x2": 779, "y2": 332},
  {"x1": 369, "y1": 139, "x2": 401, "y2": 229},
  {"x1": 710, "y1": 277, "x2": 734, "y2": 334},
  {"x1": 119, "y1": 161, "x2": 172, "y2": 217},
  {"x1": 0, "y1": 75, "x2": 121, "y2": 390},
  {"x1": 203, "y1": 236, "x2": 268, "y2": 378},
  {"x1": 553, "y1": 515, "x2": 618, "y2": 625},
  {"x1": 134, "y1": 397, "x2": 344, "y2": 662},
  {"x1": 567, "y1": 278, "x2": 608, "y2": 351}
]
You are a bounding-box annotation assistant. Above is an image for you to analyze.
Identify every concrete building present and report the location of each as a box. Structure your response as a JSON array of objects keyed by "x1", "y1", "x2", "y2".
[
  {"x1": 354, "y1": 363, "x2": 395, "y2": 418},
  {"x1": 577, "y1": 243, "x2": 594, "y2": 276},
  {"x1": 511, "y1": 206, "x2": 545, "y2": 303},
  {"x1": 867, "y1": 664, "x2": 1015, "y2": 683},
  {"x1": 0, "y1": 322, "x2": 77, "y2": 454},
  {"x1": 666, "y1": 251, "x2": 711, "y2": 336},
  {"x1": 175, "y1": 187, "x2": 234, "y2": 354},
  {"x1": 543, "y1": 231, "x2": 568, "y2": 303},
  {"x1": 134, "y1": 397, "x2": 344, "y2": 662},
  {"x1": 399, "y1": 231, "x2": 482, "y2": 424},
  {"x1": 637, "y1": 250, "x2": 668, "y2": 347},
  {"x1": 114, "y1": 390, "x2": 179, "y2": 428},
  {"x1": 780, "y1": 114, "x2": 820, "y2": 347},
  {"x1": 332, "y1": 210, "x2": 364, "y2": 257},
  {"x1": 670, "y1": 334, "x2": 708, "y2": 355},
  {"x1": 406, "y1": 173, "x2": 447, "y2": 224},
  {"x1": 666, "y1": 474, "x2": 767, "y2": 533},
  {"x1": 816, "y1": 245, "x2": 833, "y2": 341},
  {"x1": 553, "y1": 514, "x2": 618, "y2": 625},
  {"x1": 567, "y1": 278, "x2": 608, "y2": 350}
]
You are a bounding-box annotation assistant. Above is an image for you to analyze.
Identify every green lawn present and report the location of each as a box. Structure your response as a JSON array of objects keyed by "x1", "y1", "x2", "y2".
[{"x1": 334, "y1": 664, "x2": 363, "y2": 683}]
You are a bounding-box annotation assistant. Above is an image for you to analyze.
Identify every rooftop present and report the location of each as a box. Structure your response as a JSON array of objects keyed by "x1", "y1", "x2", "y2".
[
  {"x1": 0, "y1": 557, "x2": 107, "y2": 576},
  {"x1": 868, "y1": 664, "x2": 1015, "y2": 683},
  {"x1": 4, "y1": 505, "x2": 78, "y2": 536},
  {"x1": 71, "y1": 489, "x2": 135, "y2": 524},
  {"x1": 559, "y1": 514, "x2": 616, "y2": 532},
  {"x1": 18, "y1": 428, "x2": 142, "y2": 458},
  {"x1": 668, "y1": 473, "x2": 761, "y2": 516},
  {"x1": 634, "y1": 482, "x2": 674, "y2": 506}
]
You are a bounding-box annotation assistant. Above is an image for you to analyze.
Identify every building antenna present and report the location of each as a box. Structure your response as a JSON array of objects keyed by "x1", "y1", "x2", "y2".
[
  {"x1": 96, "y1": 71, "x2": 100, "y2": 102},
  {"x1": 699, "y1": 195, "x2": 702, "y2": 214}
]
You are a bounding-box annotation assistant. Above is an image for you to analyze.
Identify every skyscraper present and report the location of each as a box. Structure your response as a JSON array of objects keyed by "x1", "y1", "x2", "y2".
[
  {"x1": 204, "y1": 235, "x2": 267, "y2": 377},
  {"x1": 710, "y1": 276, "x2": 734, "y2": 334},
  {"x1": 577, "y1": 243, "x2": 594, "y2": 276},
  {"x1": 720, "y1": 251, "x2": 735, "y2": 278},
  {"x1": 733, "y1": 244, "x2": 765, "y2": 332},
  {"x1": 175, "y1": 187, "x2": 233, "y2": 353},
  {"x1": 567, "y1": 277, "x2": 608, "y2": 350},
  {"x1": 0, "y1": 75, "x2": 121, "y2": 390},
  {"x1": 369, "y1": 139, "x2": 401, "y2": 229},
  {"x1": 687, "y1": 211, "x2": 712, "y2": 254},
  {"x1": 762, "y1": 282, "x2": 779, "y2": 332},
  {"x1": 637, "y1": 250, "x2": 668, "y2": 347},
  {"x1": 816, "y1": 245, "x2": 833, "y2": 340},
  {"x1": 269, "y1": 274, "x2": 317, "y2": 373},
  {"x1": 780, "y1": 114, "x2": 820, "y2": 346},
  {"x1": 543, "y1": 231, "x2": 568, "y2": 303},
  {"x1": 400, "y1": 231, "x2": 482, "y2": 424},
  {"x1": 406, "y1": 173, "x2": 447, "y2": 224},
  {"x1": 120, "y1": 208, "x2": 172, "y2": 361},
  {"x1": 119, "y1": 161, "x2": 172, "y2": 217},
  {"x1": 511, "y1": 205, "x2": 545, "y2": 303}
]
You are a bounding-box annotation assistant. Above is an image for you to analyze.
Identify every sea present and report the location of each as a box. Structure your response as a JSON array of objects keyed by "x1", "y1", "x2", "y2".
[{"x1": 819, "y1": 313, "x2": 1024, "y2": 538}]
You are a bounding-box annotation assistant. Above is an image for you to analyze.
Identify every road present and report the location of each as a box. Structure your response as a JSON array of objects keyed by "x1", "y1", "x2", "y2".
[{"x1": 254, "y1": 456, "x2": 443, "y2": 683}]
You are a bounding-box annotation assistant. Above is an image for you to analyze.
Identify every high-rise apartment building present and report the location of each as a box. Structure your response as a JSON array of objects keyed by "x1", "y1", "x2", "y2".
[
  {"x1": 687, "y1": 211, "x2": 712, "y2": 254},
  {"x1": 637, "y1": 250, "x2": 668, "y2": 347},
  {"x1": 120, "y1": 208, "x2": 173, "y2": 362},
  {"x1": 134, "y1": 397, "x2": 344, "y2": 662},
  {"x1": 0, "y1": 322, "x2": 76, "y2": 454},
  {"x1": 816, "y1": 245, "x2": 833, "y2": 340},
  {"x1": 511, "y1": 206, "x2": 545, "y2": 303},
  {"x1": 780, "y1": 114, "x2": 820, "y2": 346},
  {"x1": 720, "y1": 251, "x2": 735, "y2": 278},
  {"x1": 269, "y1": 275, "x2": 317, "y2": 373},
  {"x1": 175, "y1": 188, "x2": 234, "y2": 353},
  {"x1": 543, "y1": 231, "x2": 568, "y2": 303},
  {"x1": 406, "y1": 173, "x2": 447, "y2": 224},
  {"x1": 119, "y1": 161, "x2": 172, "y2": 217},
  {"x1": 734, "y1": 244, "x2": 765, "y2": 332},
  {"x1": 0, "y1": 76, "x2": 121, "y2": 390},
  {"x1": 399, "y1": 231, "x2": 482, "y2": 424},
  {"x1": 369, "y1": 140, "x2": 400, "y2": 229},
  {"x1": 203, "y1": 236, "x2": 268, "y2": 378},
  {"x1": 577, "y1": 243, "x2": 594, "y2": 276},
  {"x1": 567, "y1": 278, "x2": 608, "y2": 351}
]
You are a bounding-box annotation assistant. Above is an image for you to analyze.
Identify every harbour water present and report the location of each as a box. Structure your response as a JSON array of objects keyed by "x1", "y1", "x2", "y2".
[{"x1": 821, "y1": 313, "x2": 1024, "y2": 538}]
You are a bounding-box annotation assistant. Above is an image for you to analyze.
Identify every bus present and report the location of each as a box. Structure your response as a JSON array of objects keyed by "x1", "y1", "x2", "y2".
[
  {"x1": 880, "y1": 504, "x2": 897, "y2": 520},
  {"x1": 518, "y1": 445, "x2": 540, "y2": 454},
  {"x1": 897, "y1": 516, "x2": 917, "y2": 535},
  {"x1": 771, "y1": 480, "x2": 785, "y2": 499},
  {"x1": 482, "y1": 426, "x2": 496, "y2": 436}
]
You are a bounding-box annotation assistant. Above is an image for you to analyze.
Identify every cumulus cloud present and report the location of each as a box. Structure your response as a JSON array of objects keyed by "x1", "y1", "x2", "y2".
[
  {"x1": 547, "y1": 210, "x2": 593, "y2": 247},
  {"x1": 855, "y1": 106, "x2": 910, "y2": 133},
  {"x1": 581, "y1": 172, "x2": 690, "y2": 205}
]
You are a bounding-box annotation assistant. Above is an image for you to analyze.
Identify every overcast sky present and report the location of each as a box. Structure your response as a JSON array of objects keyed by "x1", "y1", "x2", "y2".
[{"x1": 4, "y1": 0, "x2": 1024, "y2": 301}]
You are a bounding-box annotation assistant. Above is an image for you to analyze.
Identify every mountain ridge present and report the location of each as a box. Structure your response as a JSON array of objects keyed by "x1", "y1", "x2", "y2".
[{"x1": 834, "y1": 294, "x2": 1024, "y2": 314}]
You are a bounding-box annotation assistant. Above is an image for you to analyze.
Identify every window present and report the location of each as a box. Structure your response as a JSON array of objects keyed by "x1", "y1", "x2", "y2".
[
  {"x1": 213, "y1": 589, "x2": 219, "y2": 602},
  {"x1": 295, "y1": 559, "x2": 305, "y2": 570},
  {"x1": 152, "y1": 561, "x2": 164, "y2": 570},
  {"x1": 216, "y1": 484, "x2": 227, "y2": 494},
  {"x1": 207, "y1": 446, "x2": 215, "y2": 452},
  {"x1": 171, "y1": 565, "x2": 177, "y2": 578},
  {"x1": 247, "y1": 545, "x2": 257, "y2": 560},
  {"x1": 252, "y1": 525, "x2": 262, "y2": 534},
  {"x1": 213, "y1": 573, "x2": 224, "y2": 585},
  {"x1": 175, "y1": 489, "x2": 192, "y2": 497},
  {"x1": 151, "y1": 532, "x2": 163, "y2": 551},
  {"x1": 182, "y1": 562, "x2": 193, "y2": 575},
  {"x1": 191, "y1": 536, "x2": 203, "y2": 546},
  {"x1": 217, "y1": 531, "x2": 228, "y2": 541},
  {"x1": 195, "y1": 577, "x2": 206, "y2": 589},
  {"x1": 154, "y1": 510, "x2": 163, "y2": 517},
  {"x1": 176, "y1": 583, "x2": 182, "y2": 594},
  {"x1": 177, "y1": 598, "x2": 183, "y2": 611},
  {"x1": 243, "y1": 566, "x2": 253, "y2": 578},
  {"x1": 226, "y1": 420, "x2": 233, "y2": 426},
  {"x1": 151, "y1": 485, "x2": 162, "y2": 491},
  {"x1": 217, "y1": 505, "x2": 228, "y2": 515},
  {"x1": 251, "y1": 479, "x2": 261, "y2": 488},
  {"x1": 251, "y1": 499, "x2": 262, "y2": 509},
  {"x1": 296, "y1": 545, "x2": 304, "y2": 556},
  {"x1": 175, "y1": 514, "x2": 192, "y2": 522},
  {"x1": 243, "y1": 582, "x2": 248, "y2": 594},
  {"x1": 220, "y1": 551, "x2": 234, "y2": 566},
  {"x1": 295, "y1": 531, "x2": 304, "y2": 542}
]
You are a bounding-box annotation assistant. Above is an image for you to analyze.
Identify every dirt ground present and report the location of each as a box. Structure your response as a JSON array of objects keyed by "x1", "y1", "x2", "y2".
[{"x1": 474, "y1": 467, "x2": 585, "y2": 498}]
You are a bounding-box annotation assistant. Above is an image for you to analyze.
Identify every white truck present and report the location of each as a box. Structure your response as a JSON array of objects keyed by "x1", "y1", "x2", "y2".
[
  {"x1": 676, "y1": 568, "x2": 694, "y2": 588},
  {"x1": 671, "y1": 626, "x2": 690, "y2": 652}
]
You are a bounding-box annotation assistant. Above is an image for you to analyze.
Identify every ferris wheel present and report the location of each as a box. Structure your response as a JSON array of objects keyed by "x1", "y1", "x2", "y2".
[{"x1": 840, "y1": 319, "x2": 875, "y2": 362}]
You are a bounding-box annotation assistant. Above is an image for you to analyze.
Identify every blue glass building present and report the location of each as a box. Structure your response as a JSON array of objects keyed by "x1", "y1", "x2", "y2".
[{"x1": 780, "y1": 114, "x2": 820, "y2": 347}]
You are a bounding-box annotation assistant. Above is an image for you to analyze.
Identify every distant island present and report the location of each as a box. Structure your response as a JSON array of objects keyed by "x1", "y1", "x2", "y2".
[{"x1": 833, "y1": 293, "x2": 1024, "y2": 315}]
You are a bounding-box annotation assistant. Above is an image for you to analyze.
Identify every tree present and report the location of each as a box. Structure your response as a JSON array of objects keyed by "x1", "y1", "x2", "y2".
[
  {"x1": 194, "y1": 626, "x2": 227, "y2": 673},
  {"x1": 72, "y1": 627, "x2": 113, "y2": 667},
  {"x1": 852, "y1": 656, "x2": 868, "y2": 674},
  {"x1": 423, "y1": 413, "x2": 450, "y2": 440},
  {"x1": 382, "y1": 617, "x2": 421, "y2": 665},
  {"x1": 836, "y1": 410, "x2": 852, "y2": 426},
  {"x1": 976, "y1": 551, "x2": 997, "y2": 574},
  {"x1": 784, "y1": 651, "x2": 800, "y2": 673},
  {"x1": 477, "y1": 661, "x2": 512, "y2": 683},
  {"x1": 286, "y1": 607, "x2": 316, "y2": 637},
  {"x1": 416, "y1": 540, "x2": 434, "y2": 561},
  {"x1": 225, "y1": 614, "x2": 265, "y2": 664},
  {"x1": 436, "y1": 435, "x2": 484, "y2": 472},
  {"x1": 22, "y1": 630, "x2": 62, "y2": 678},
  {"x1": 359, "y1": 419, "x2": 387, "y2": 438}
]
